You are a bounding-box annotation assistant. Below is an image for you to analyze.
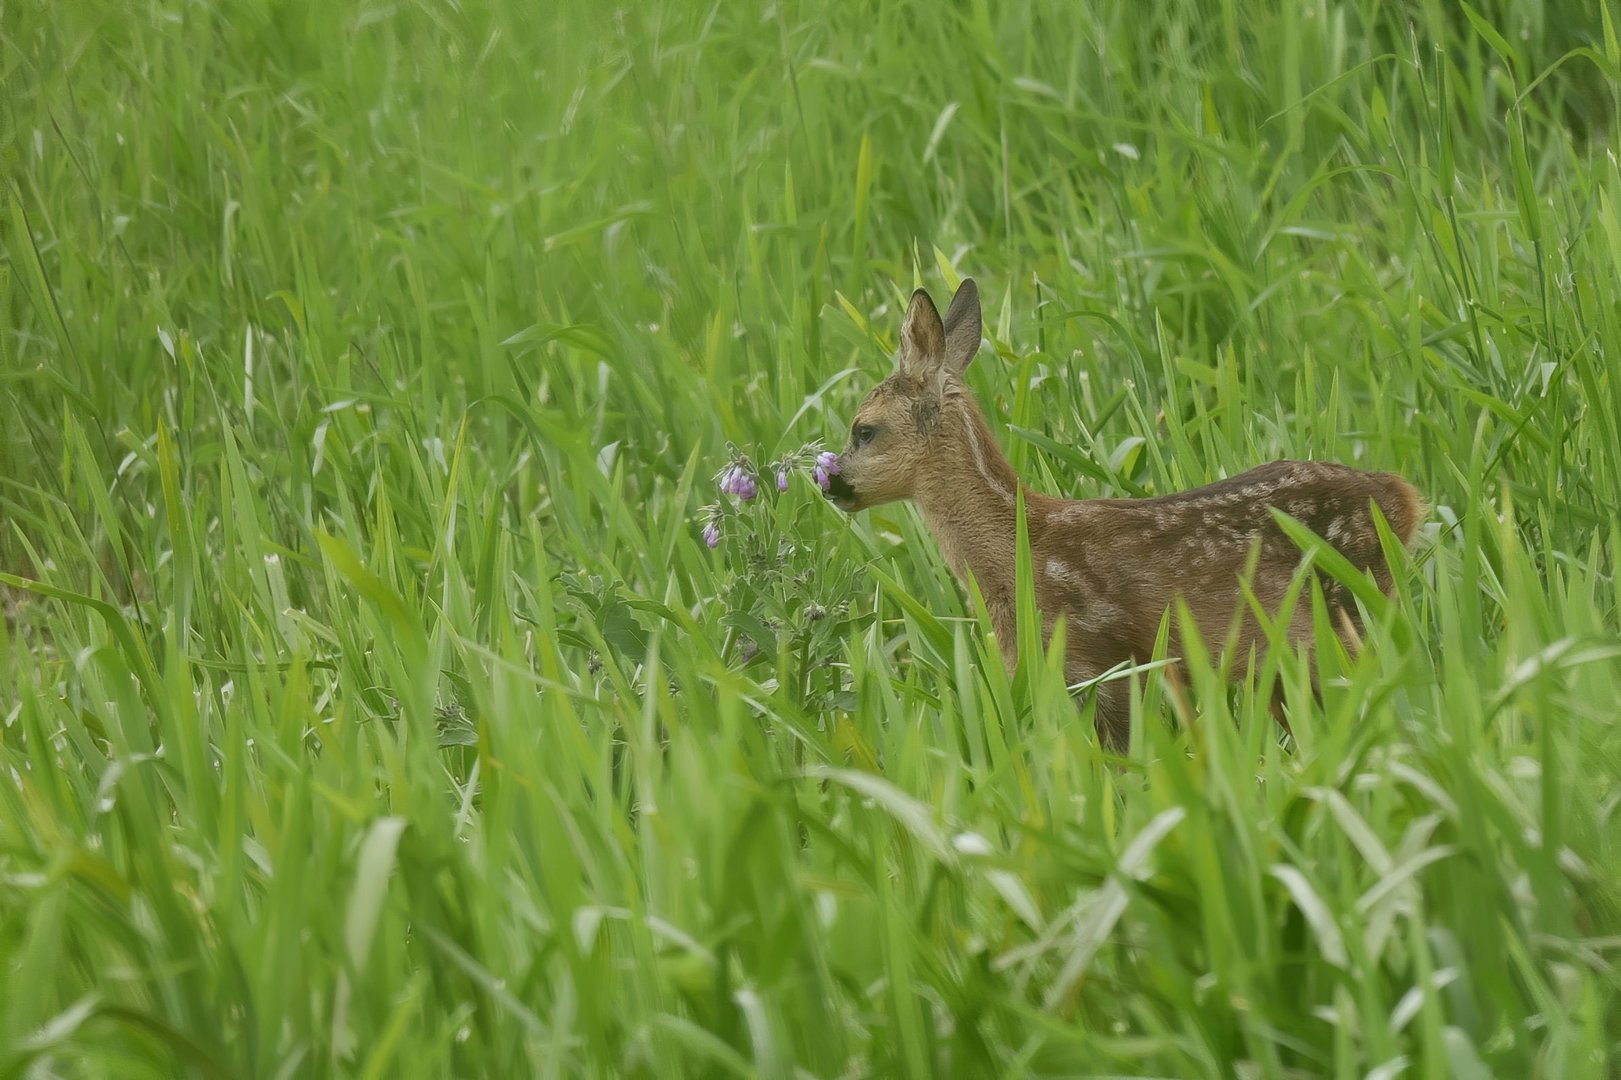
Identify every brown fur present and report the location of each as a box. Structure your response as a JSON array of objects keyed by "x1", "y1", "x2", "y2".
[{"x1": 827, "y1": 280, "x2": 1423, "y2": 748}]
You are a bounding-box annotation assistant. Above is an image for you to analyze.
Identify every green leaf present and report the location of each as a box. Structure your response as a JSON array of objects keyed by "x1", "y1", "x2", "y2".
[
  {"x1": 809, "y1": 766, "x2": 954, "y2": 864},
  {"x1": 346, "y1": 817, "x2": 407, "y2": 972}
]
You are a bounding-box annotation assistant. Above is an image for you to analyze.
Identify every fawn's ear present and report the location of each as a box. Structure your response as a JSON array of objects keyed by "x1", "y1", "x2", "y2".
[
  {"x1": 941, "y1": 278, "x2": 981, "y2": 374},
  {"x1": 898, "y1": 288, "x2": 946, "y2": 376}
]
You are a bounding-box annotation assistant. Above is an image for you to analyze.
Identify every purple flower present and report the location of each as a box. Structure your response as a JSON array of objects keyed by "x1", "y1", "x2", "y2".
[
  {"x1": 776, "y1": 468, "x2": 789, "y2": 493},
  {"x1": 719, "y1": 462, "x2": 759, "y2": 501},
  {"x1": 812, "y1": 465, "x2": 830, "y2": 491},
  {"x1": 816, "y1": 451, "x2": 841, "y2": 476},
  {"x1": 702, "y1": 521, "x2": 721, "y2": 548}
]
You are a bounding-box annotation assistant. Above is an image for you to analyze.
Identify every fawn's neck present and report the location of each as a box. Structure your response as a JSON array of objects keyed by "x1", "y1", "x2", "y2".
[{"x1": 912, "y1": 401, "x2": 1030, "y2": 621}]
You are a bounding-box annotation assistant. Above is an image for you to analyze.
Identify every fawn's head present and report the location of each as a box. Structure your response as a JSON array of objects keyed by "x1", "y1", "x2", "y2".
[{"x1": 825, "y1": 279, "x2": 984, "y2": 512}]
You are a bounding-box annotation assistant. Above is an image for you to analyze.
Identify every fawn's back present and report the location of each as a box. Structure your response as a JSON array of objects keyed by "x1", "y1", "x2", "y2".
[{"x1": 1027, "y1": 459, "x2": 1421, "y2": 661}]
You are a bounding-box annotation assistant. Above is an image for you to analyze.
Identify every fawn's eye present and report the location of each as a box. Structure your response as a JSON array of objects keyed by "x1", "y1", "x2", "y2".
[{"x1": 854, "y1": 424, "x2": 878, "y2": 447}]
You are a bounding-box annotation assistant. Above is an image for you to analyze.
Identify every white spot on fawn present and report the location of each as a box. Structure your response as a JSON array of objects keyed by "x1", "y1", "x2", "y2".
[{"x1": 1046, "y1": 557, "x2": 1080, "y2": 588}]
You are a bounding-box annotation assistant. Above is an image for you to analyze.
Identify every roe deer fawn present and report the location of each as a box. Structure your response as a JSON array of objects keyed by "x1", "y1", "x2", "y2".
[{"x1": 823, "y1": 279, "x2": 1423, "y2": 747}]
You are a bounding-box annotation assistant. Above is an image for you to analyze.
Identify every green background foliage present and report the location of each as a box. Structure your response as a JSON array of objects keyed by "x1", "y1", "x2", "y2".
[{"x1": 2, "y1": 0, "x2": 1619, "y2": 1075}]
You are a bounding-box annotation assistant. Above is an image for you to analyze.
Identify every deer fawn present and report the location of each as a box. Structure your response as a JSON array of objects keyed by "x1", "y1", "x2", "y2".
[{"x1": 824, "y1": 279, "x2": 1423, "y2": 747}]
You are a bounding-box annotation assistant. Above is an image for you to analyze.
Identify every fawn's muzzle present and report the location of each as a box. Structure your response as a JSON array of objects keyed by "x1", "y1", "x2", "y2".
[{"x1": 823, "y1": 471, "x2": 856, "y2": 510}]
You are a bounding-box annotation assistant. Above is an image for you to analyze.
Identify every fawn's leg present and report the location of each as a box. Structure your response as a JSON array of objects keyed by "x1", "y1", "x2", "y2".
[
  {"x1": 1272, "y1": 603, "x2": 1364, "y2": 740},
  {"x1": 1090, "y1": 681, "x2": 1132, "y2": 751},
  {"x1": 1268, "y1": 688, "x2": 1294, "y2": 737},
  {"x1": 1335, "y1": 607, "x2": 1365, "y2": 656},
  {"x1": 1162, "y1": 663, "x2": 1195, "y2": 728}
]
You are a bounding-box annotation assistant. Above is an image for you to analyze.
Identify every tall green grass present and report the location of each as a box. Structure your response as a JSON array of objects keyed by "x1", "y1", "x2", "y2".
[{"x1": 3, "y1": 0, "x2": 1619, "y2": 1075}]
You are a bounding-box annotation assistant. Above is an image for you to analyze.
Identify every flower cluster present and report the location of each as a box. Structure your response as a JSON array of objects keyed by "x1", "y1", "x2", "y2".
[
  {"x1": 718, "y1": 460, "x2": 759, "y2": 502},
  {"x1": 700, "y1": 442, "x2": 842, "y2": 549},
  {"x1": 811, "y1": 450, "x2": 841, "y2": 491}
]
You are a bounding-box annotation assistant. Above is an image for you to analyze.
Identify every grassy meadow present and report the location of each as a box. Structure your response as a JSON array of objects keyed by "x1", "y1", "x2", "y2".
[{"x1": 4, "y1": 0, "x2": 1621, "y2": 1075}]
